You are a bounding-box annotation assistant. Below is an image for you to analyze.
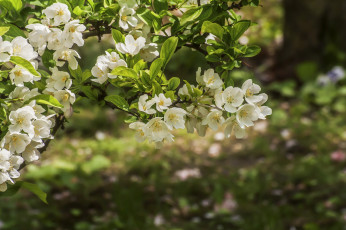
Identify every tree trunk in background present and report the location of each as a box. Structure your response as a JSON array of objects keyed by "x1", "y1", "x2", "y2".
[{"x1": 275, "y1": 0, "x2": 346, "y2": 79}]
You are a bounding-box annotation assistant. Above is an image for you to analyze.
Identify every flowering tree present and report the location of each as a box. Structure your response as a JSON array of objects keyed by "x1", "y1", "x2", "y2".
[{"x1": 0, "y1": 0, "x2": 271, "y2": 198}]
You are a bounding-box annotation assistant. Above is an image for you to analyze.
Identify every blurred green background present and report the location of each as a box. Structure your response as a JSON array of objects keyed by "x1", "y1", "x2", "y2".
[{"x1": 1, "y1": 0, "x2": 346, "y2": 229}]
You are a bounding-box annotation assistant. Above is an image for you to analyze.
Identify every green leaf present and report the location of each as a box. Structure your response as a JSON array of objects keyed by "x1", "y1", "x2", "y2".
[
  {"x1": 137, "y1": 8, "x2": 162, "y2": 33},
  {"x1": 180, "y1": 7, "x2": 203, "y2": 26},
  {"x1": 81, "y1": 69, "x2": 92, "y2": 82},
  {"x1": 165, "y1": 90, "x2": 175, "y2": 100},
  {"x1": 111, "y1": 66, "x2": 138, "y2": 78},
  {"x1": 105, "y1": 95, "x2": 129, "y2": 111},
  {"x1": 243, "y1": 45, "x2": 261, "y2": 57},
  {"x1": 201, "y1": 21, "x2": 224, "y2": 39},
  {"x1": 152, "y1": 81, "x2": 162, "y2": 96},
  {"x1": 133, "y1": 60, "x2": 147, "y2": 73},
  {"x1": 81, "y1": 86, "x2": 97, "y2": 101},
  {"x1": 73, "y1": 6, "x2": 84, "y2": 16},
  {"x1": 124, "y1": 116, "x2": 137, "y2": 123},
  {"x1": 153, "y1": 0, "x2": 168, "y2": 13},
  {"x1": 30, "y1": 95, "x2": 63, "y2": 108},
  {"x1": 229, "y1": 20, "x2": 251, "y2": 41},
  {"x1": 160, "y1": 37, "x2": 178, "y2": 68},
  {"x1": 150, "y1": 58, "x2": 164, "y2": 79},
  {"x1": 0, "y1": 26, "x2": 10, "y2": 36},
  {"x1": 42, "y1": 50, "x2": 55, "y2": 68},
  {"x1": 21, "y1": 182, "x2": 48, "y2": 204},
  {"x1": 167, "y1": 77, "x2": 180, "y2": 91},
  {"x1": 140, "y1": 71, "x2": 151, "y2": 87},
  {"x1": 0, "y1": 0, "x2": 22, "y2": 12},
  {"x1": 111, "y1": 29, "x2": 124, "y2": 43},
  {"x1": 3, "y1": 24, "x2": 26, "y2": 38},
  {"x1": 10, "y1": 56, "x2": 40, "y2": 77}
]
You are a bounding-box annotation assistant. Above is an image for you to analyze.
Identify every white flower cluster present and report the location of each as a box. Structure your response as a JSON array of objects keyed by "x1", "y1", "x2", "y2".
[
  {"x1": 0, "y1": 36, "x2": 38, "y2": 87},
  {"x1": 0, "y1": 3, "x2": 81, "y2": 192},
  {"x1": 26, "y1": 2, "x2": 85, "y2": 70},
  {"x1": 91, "y1": 1, "x2": 159, "y2": 83},
  {"x1": 0, "y1": 96, "x2": 55, "y2": 192},
  {"x1": 129, "y1": 68, "x2": 272, "y2": 148}
]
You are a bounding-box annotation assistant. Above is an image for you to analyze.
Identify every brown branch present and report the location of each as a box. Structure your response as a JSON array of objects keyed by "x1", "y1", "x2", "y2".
[
  {"x1": 184, "y1": 43, "x2": 208, "y2": 56},
  {"x1": 83, "y1": 28, "x2": 112, "y2": 40},
  {"x1": 228, "y1": 0, "x2": 244, "y2": 10}
]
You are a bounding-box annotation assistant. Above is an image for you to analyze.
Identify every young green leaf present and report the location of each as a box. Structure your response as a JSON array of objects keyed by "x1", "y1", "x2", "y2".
[
  {"x1": 152, "y1": 81, "x2": 163, "y2": 95},
  {"x1": 105, "y1": 95, "x2": 130, "y2": 111},
  {"x1": 42, "y1": 50, "x2": 55, "y2": 68},
  {"x1": 0, "y1": 26, "x2": 10, "y2": 36},
  {"x1": 111, "y1": 29, "x2": 125, "y2": 43},
  {"x1": 243, "y1": 45, "x2": 261, "y2": 57},
  {"x1": 1, "y1": 24, "x2": 26, "y2": 38},
  {"x1": 180, "y1": 7, "x2": 203, "y2": 26},
  {"x1": 10, "y1": 56, "x2": 40, "y2": 77},
  {"x1": 201, "y1": 21, "x2": 224, "y2": 39},
  {"x1": 111, "y1": 66, "x2": 138, "y2": 78},
  {"x1": 153, "y1": 0, "x2": 168, "y2": 13},
  {"x1": 150, "y1": 58, "x2": 164, "y2": 79},
  {"x1": 167, "y1": 77, "x2": 180, "y2": 90},
  {"x1": 229, "y1": 20, "x2": 251, "y2": 41},
  {"x1": 160, "y1": 37, "x2": 178, "y2": 68},
  {"x1": 21, "y1": 182, "x2": 48, "y2": 204},
  {"x1": 30, "y1": 95, "x2": 63, "y2": 108}
]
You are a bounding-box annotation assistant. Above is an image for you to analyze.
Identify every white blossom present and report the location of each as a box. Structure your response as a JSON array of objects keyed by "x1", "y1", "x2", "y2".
[
  {"x1": 9, "y1": 65, "x2": 37, "y2": 87},
  {"x1": 91, "y1": 62, "x2": 109, "y2": 84},
  {"x1": 202, "y1": 69, "x2": 223, "y2": 90},
  {"x1": 164, "y1": 108, "x2": 187, "y2": 130},
  {"x1": 224, "y1": 116, "x2": 246, "y2": 138},
  {"x1": 103, "y1": 51, "x2": 127, "y2": 70},
  {"x1": 138, "y1": 94, "x2": 156, "y2": 114},
  {"x1": 140, "y1": 43, "x2": 159, "y2": 62},
  {"x1": 11, "y1": 36, "x2": 38, "y2": 61},
  {"x1": 46, "y1": 67, "x2": 72, "y2": 91},
  {"x1": 236, "y1": 104, "x2": 259, "y2": 128},
  {"x1": 53, "y1": 89, "x2": 76, "y2": 117},
  {"x1": 1, "y1": 132, "x2": 31, "y2": 154},
  {"x1": 129, "y1": 121, "x2": 146, "y2": 142},
  {"x1": 221, "y1": 86, "x2": 244, "y2": 113},
  {"x1": 202, "y1": 110, "x2": 225, "y2": 131},
  {"x1": 26, "y1": 23, "x2": 50, "y2": 55},
  {"x1": 116, "y1": 35, "x2": 146, "y2": 56},
  {"x1": 9, "y1": 106, "x2": 36, "y2": 137},
  {"x1": 255, "y1": 93, "x2": 272, "y2": 119},
  {"x1": 53, "y1": 48, "x2": 80, "y2": 70},
  {"x1": 143, "y1": 118, "x2": 173, "y2": 143},
  {"x1": 47, "y1": 28, "x2": 64, "y2": 50},
  {"x1": 119, "y1": 6, "x2": 138, "y2": 30},
  {"x1": 0, "y1": 36, "x2": 12, "y2": 62},
  {"x1": 22, "y1": 142, "x2": 43, "y2": 163},
  {"x1": 62, "y1": 20, "x2": 86, "y2": 48},
  {"x1": 0, "y1": 148, "x2": 24, "y2": 191},
  {"x1": 242, "y1": 79, "x2": 263, "y2": 104},
  {"x1": 32, "y1": 118, "x2": 52, "y2": 142},
  {"x1": 42, "y1": 3, "x2": 71, "y2": 26},
  {"x1": 153, "y1": 93, "x2": 172, "y2": 112}
]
